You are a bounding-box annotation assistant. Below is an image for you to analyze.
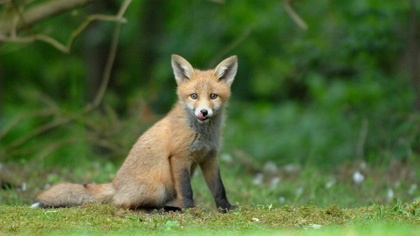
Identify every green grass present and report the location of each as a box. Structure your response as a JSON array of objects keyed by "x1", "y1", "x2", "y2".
[
  {"x1": 2, "y1": 157, "x2": 420, "y2": 208},
  {"x1": 1, "y1": 202, "x2": 420, "y2": 235},
  {"x1": 1, "y1": 159, "x2": 420, "y2": 235}
]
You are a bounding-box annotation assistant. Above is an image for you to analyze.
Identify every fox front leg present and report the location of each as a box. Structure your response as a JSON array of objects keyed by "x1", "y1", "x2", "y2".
[
  {"x1": 177, "y1": 168, "x2": 195, "y2": 208},
  {"x1": 200, "y1": 159, "x2": 235, "y2": 213},
  {"x1": 169, "y1": 158, "x2": 195, "y2": 209}
]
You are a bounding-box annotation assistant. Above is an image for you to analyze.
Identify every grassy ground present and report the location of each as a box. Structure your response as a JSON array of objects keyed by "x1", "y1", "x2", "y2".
[
  {"x1": 2, "y1": 156, "x2": 420, "y2": 207},
  {"x1": 1, "y1": 158, "x2": 420, "y2": 235},
  {"x1": 1, "y1": 202, "x2": 420, "y2": 235}
]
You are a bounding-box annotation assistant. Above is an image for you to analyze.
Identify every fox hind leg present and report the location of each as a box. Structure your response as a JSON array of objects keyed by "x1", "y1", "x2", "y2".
[{"x1": 112, "y1": 183, "x2": 173, "y2": 209}]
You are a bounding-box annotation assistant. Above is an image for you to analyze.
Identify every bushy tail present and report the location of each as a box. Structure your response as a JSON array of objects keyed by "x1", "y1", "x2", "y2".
[{"x1": 32, "y1": 183, "x2": 115, "y2": 208}]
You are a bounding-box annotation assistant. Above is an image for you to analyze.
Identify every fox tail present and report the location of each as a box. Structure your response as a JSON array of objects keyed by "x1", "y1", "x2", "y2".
[{"x1": 31, "y1": 183, "x2": 115, "y2": 208}]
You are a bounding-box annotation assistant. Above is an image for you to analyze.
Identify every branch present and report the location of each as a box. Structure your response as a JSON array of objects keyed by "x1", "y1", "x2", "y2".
[
  {"x1": 0, "y1": 0, "x2": 97, "y2": 35},
  {"x1": 356, "y1": 118, "x2": 368, "y2": 159},
  {"x1": 5, "y1": 113, "x2": 82, "y2": 152},
  {"x1": 209, "y1": 27, "x2": 251, "y2": 66},
  {"x1": 0, "y1": 0, "x2": 133, "y2": 160},
  {"x1": 207, "y1": 0, "x2": 225, "y2": 3},
  {"x1": 283, "y1": 0, "x2": 308, "y2": 30},
  {"x1": 0, "y1": 108, "x2": 58, "y2": 141},
  {"x1": 0, "y1": 12, "x2": 128, "y2": 53},
  {"x1": 90, "y1": 0, "x2": 131, "y2": 108}
]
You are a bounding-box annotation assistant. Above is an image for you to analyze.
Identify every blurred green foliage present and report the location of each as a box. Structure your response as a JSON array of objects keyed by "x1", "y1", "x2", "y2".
[{"x1": 0, "y1": 0, "x2": 418, "y2": 171}]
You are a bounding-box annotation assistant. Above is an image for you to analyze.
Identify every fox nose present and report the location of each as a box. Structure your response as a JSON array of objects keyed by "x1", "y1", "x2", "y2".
[{"x1": 200, "y1": 109, "x2": 208, "y2": 117}]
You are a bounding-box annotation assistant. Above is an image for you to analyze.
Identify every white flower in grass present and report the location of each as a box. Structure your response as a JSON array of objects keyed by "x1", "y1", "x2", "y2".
[
  {"x1": 352, "y1": 171, "x2": 364, "y2": 184},
  {"x1": 220, "y1": 153, "x2": 233, "y2": 163},
  {"x1": 408, "y1": 184, "x2": 417, "y2": 195},
  {"x1": 270, "y1": 177, "x2": 281, "y2": 189},
  {"x1": 325, "y1": 178, "x2": 336, "y2": 189},
  {"x1": 263, "y1": 161, "x2": 278, "y2": 174},
  {"x1": 310, "y1": 224, "x2": 322, "y2": 229},
  {"x1": 386, "y1": 188, "x2": 394, "y2": 201},
  {"x1": 359, "y1": 161, "x2": 367, "y2": 169},
  {"x1": 278, "y1": 196, "x2": 286, "y2": 203},
  {"x1": 295, "y1": 187, "x2": 303, "y2": 198},
  {"x1": 252, "y1": 173, "x2": 264, "y2": 185}
]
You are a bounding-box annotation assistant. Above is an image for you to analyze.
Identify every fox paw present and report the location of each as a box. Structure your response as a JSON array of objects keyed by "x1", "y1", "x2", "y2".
[{"x1": 218, "y1": 204, "x2": 237, "y2": 213}]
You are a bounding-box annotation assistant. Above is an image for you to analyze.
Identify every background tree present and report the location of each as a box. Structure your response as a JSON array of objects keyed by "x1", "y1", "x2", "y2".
[{"x1": 0, "y1": 0, "x2": 418, "y2": 170}]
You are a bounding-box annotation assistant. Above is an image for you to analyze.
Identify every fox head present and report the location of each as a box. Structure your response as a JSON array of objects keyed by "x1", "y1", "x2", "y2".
[{"x1": 171, "y1": 55, "x2": 238, "y2": 124}]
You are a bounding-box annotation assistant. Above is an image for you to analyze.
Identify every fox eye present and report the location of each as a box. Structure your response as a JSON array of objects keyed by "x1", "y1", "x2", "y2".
[
  {"x1": 190, "y1": 93, "x2": 198, "y2": 99},
  {"x1": 210, "y1": 93, "x2": 218, "y2": 99}
]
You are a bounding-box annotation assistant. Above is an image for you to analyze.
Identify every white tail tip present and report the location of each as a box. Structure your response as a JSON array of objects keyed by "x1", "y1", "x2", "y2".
[{"x1": 30, "y1": 202, "x2": 41, "y2": 208}]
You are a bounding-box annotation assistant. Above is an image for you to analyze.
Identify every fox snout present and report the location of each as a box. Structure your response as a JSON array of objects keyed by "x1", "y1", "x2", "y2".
[{"x1": 195, "y1": 108, "x2": 213, "y2": 122}]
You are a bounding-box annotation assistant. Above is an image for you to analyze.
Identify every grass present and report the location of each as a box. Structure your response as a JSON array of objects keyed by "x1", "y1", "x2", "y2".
[
  {"x1": 1, "y1": 158, "x2": 420, "y2": 235},
  {"x1": 1, "y1": 202, "x2": 420, "y2": 235},
  {"x1": 2, "y1": 156, "x2": 420, "y2": 207}
]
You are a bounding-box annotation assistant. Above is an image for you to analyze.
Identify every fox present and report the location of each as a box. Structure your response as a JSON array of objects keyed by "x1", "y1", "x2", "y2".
[{"x1": 32, "y1": 54, "x2": 238, "y2": 212}]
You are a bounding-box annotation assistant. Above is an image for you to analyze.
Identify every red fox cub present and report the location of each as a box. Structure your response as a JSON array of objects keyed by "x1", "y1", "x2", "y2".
[{"x1": 32, "y1": 55, "x2": 238, "y2": 212}]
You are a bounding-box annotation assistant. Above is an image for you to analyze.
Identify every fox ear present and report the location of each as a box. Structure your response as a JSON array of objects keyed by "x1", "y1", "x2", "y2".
[
  {"x1": 171, "y1": 54, "x2": 195, "y2": 85},
  {"x1": 213, "y1": 56, "x2": 238, "y2": 86}
]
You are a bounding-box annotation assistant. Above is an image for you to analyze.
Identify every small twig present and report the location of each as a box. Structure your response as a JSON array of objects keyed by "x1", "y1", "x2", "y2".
[
  {"x1": 356, "y1": 118, "x2": 368, "y2": 159},
  {"x1": 5, "y1": 133, "x2": 125, "y2": 161},
  {"x1": 86, "y1": 134, "x2": 125, "y2": 155},
  {"x1": 5, "y1": 136, "x2": 81, "y2": 160},
  {"x1": 66, "y1": 14, "x2": 127, "y2": 53},
  {"x1": 90, "y1": 0, "x2": 132, "y2": 108},
  {"x1": 34, "y1": 34, "x2": 69, "y2": 52},
  {"x1": 33, "y1": 138, "x2": 81, "y2": 161},
  {"x1": 283, "y1": 0, "x2": 308, "y2": 30},
  {"x1": 10, "y1": 0, "x2": 24, "y2": 37},
  {"x1": 0, "y1": 108, "x2": 57, "y2": 141},
  {"x1": 5, "y1": 113, "x2": 81, "y2": 152},
  {"x1": 0, "y1": 0, "x2": 97, "y2": 34},
  {"x1": 90, "y1": 25, "x2": 120, "y2": 107},
  {"x1": 209, "y1": 28, "x2": 251, "y2": 66},
  {"x1": 116, "y1": 0, "x2": 132, "y2": 18},
  {"x1": 207, "y1": 0, "x2": 225, "y2": 3}
]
